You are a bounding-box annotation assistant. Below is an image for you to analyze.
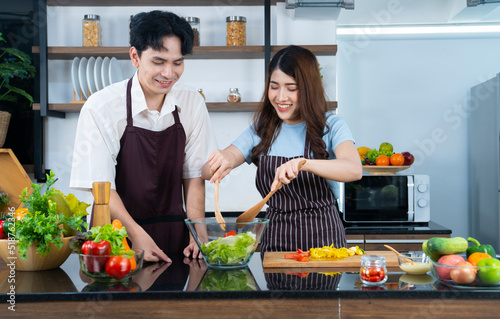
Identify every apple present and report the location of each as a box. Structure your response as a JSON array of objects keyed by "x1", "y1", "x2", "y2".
[
  {"x1": 401, "y1": 152, "x2": 414, "y2": 165},
  {"x1": 437, "y1": 254, "x2": 465, "y2": 280},
  {"x1": 379, "y1": 142, "x2": 393, "y2": 153}
]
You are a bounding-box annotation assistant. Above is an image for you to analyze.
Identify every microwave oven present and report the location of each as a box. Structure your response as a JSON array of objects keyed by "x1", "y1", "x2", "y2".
[{"x1": 339, "y1": 175, "x2": 430, "y2": 223}]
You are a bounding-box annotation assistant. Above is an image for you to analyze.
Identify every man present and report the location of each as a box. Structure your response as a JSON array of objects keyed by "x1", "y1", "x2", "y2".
[{"x1": 70, "y1": 11, "x2": 216, "y2": 262}]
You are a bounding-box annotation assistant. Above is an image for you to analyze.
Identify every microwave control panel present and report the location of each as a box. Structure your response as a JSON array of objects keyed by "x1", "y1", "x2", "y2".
[{"x1": 413, "y1": 175, "x2": 430, "y2": 222}]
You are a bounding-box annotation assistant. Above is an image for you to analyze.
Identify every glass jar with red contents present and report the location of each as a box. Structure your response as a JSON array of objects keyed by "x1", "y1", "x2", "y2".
[{"x1": 360, "y1": 255, "x2": 387, "y2": 285}]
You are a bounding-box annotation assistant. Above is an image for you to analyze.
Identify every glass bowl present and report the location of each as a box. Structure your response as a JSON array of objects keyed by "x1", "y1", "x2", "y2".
[
  {"x1": 398, "y1": 252, "x2": 432, "y2": 275},
  {"x1": 79, "y1": 249, "x2": 144, "y2": 282},
  {"x1": 430, "y1": 255, "x2": 500, "y2": 289},
  {"x1": 185, "y1": 217, "x2": 269, "y2": 269}
]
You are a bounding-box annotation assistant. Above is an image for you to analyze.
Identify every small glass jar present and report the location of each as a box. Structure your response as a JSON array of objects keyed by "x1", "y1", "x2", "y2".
[
  {"x1": 197, "y1": 89, "x2": 205, "y2": 101},
  {"x1": 360, "y1": 255, "x2": 387, "y2": 286},
  {"x1": 227, "y1": 88, "x2": 241, "y2": 102},
  {"x1": 226, "y1": 16, "x2": 246, "y2": 46},
  {"x1": 184, "y1": 17, "x2": 200, "y2": 46},
  {"x1": 83, "y1": 14, "x2": 101, "y2": 47}
]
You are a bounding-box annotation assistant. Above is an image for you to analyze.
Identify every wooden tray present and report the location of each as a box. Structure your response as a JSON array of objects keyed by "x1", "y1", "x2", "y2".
[
  {"x1": 262, "y1": 250, "x2": 398, "y2": 270},
  {"x1": 0, "y1": 149, "x2": 33, "y2": 217}
]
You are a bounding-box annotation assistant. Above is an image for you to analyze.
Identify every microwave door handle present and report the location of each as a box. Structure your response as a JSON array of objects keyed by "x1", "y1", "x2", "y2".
[{"x1": 408, "y1": 176, "x2": 415, "y2": 222}]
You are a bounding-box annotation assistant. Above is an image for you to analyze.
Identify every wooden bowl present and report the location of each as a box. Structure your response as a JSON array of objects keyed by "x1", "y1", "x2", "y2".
[{"x1": 0, "y1": 236, "x2": 75, "y2": 271}]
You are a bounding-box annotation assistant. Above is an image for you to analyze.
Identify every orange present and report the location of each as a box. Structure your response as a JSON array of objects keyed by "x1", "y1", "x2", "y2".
[
  {"x1": 375, "y1": 155, "x2": 390, "y2": 166},
  {"x1": 390, "y1": 153, "x2": 405, "y2": 166},
  {"x1": 467, "y1": 252, "x2": 492, "y2": 266}
]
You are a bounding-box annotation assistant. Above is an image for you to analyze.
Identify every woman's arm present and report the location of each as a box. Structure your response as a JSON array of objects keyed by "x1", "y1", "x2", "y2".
[
  {"x1": 201, "y1": 145, "x2": 246, "y2": 183},
  {"x1": 271, "y1": 140, "x2": 362, "y2": 190}
]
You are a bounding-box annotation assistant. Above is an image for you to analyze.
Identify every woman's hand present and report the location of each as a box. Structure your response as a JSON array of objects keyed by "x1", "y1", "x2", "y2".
[
  {"x1": 130, "y1": 227, "x2": 171, "y2": 263},
  {"x1": 271, "y1": 157, "x2": 306, "y2": 191},
  {"x1": 202, "y1": 145, "x2": 246, "y2": 183}
]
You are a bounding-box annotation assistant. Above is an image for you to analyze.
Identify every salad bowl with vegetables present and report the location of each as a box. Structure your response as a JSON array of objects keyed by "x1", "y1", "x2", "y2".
[
  {"x1": 185, "y1": 217, "x2": 269, "y2": 269},
  {"x1": 71, "y1": 221, "x2": 144, "y2": 281}
]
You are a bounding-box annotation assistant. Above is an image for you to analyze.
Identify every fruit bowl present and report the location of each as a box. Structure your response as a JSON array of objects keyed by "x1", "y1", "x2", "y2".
[
  {"x1": 430, "y1": 257, "x2": 500, "y2": 289},
  {"x1": 362, "y1": 165, "x2": 411, "y2": 175},
  {"x1": 185, "y1": 217, "x2": 269, "y2": 269},
  {"x1": 79, "y1": 249, "x2": 144, "y2": 282},
  {"x1": 398, "y1": 252, "x2": 432, "y2": 275}
]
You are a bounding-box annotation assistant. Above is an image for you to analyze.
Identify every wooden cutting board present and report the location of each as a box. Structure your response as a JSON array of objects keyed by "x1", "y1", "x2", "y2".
[{"x1": 262, "y1": 250, "x2": 398, "y2": 269}]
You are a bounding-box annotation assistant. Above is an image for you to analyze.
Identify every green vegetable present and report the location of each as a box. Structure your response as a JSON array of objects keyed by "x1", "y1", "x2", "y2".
[
  {"x1": 201, "y1": 232, "x2": 256, "y2": 264},
  {"x1": 422, "y1": 240, "x2": 442, "y2": 262},
  {"x1": 15, "y1": 171, "x2": 87, "y2": 259},
  {"x1": 200, "y1": 269, "x2": 257, "y2": 291},
  {"x1": 477, "y1": 258, "x2": 500, "y2": 284},
  {"x1": 466, "y1": 237, "x2": 496, "y2": 259},
  {"x1": 366, "y1": 149, "x2": 393, "y2": 163},
  {"x1": 50, "y1": 189, "x2": 90, "y2": 236},
  {"x1": 87, "y1": 224, "x2": 133, "y2": 256},
  {"x1": 427, "y1": 237, "x2": 468, "y2": 255}
]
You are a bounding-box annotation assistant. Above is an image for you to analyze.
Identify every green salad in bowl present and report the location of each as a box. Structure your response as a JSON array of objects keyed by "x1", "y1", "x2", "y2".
[{"x1": 185, "y1": 217, "x2": 268, "y2": 269}]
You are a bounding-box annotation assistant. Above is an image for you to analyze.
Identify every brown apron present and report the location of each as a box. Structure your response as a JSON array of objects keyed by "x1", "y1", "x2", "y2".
[
  {"x1": 113, "y1": 77, "x2": 188, "y2": 254},
  {"x1": 257, "y1": 137, "x2": 346, "y2": 253}
]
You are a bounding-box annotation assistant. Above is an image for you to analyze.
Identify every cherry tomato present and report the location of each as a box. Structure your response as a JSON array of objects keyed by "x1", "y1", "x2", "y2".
[{"x1": 105, "y1": 256, "x2": 132, "y2": 280}]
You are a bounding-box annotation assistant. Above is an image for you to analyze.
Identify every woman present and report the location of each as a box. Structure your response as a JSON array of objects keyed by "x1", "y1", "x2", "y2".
[{"x1": 202, "y1": 45, "x2": 362, "y2": 252}]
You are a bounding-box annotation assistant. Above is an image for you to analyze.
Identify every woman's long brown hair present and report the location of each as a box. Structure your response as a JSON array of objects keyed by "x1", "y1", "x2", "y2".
[{"x1": 250, "y1": 45, "x2": 329, "y2": 164}]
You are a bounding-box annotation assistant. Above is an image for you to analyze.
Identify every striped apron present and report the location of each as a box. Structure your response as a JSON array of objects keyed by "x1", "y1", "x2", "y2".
[
  {"x1": 257, "y1": 141, "x2": 346, "y2": 253},
  {"x1": 264, "y1": 272, "x2": 342, "y2": 291}
]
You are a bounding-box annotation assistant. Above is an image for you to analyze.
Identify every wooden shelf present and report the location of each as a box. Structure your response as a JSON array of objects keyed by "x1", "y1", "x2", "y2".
[
  {"x1": 33, "y1": 101, "x2": 337, "y2": 113},
  {"x1": 47, "y1": 0, "x2": 277, "y2": 6},
  {"x1": 32, "y1": 45, "x2": 337, "y2": 60}
]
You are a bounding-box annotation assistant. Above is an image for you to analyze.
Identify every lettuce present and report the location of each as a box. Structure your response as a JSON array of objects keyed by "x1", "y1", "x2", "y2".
[
  {"x1": 201, "y1": 232, "x2": 256, "y2": 264},
  {"x1": 200, "y1": 269, "x2": 257, "y2": 291}
]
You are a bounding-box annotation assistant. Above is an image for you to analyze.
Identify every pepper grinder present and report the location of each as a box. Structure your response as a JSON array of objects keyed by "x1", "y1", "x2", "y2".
[{"x1": 92, "y1": 181, "x2": 111, "y2": 227}]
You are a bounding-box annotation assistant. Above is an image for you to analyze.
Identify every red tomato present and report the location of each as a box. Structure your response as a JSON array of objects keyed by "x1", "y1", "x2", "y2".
[
  {"x1": 224, "y1": 230, "x2": 237, "y2": 237},
  {"x1": 105, "y1": 256, "x2": 132, "y2": 280}
]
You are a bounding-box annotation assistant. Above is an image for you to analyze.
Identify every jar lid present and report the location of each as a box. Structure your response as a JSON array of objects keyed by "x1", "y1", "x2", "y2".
[
  {"x1": 229, "y1": 88, "x2": 240, "y2": 92},
  {"x1": 184, "y1": 17, "x2": 200, "y2": 23},
  {"x1": 226, "y1": 16, "x2": 246, "y2": 22},
  {"x1": 84, "y1": 14, "x2": 100, "y2": 20}
]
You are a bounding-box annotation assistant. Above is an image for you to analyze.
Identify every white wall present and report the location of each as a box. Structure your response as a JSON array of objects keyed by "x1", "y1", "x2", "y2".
[{"x1": 338, "y1": 32, "x2": 500, "y2": 238}]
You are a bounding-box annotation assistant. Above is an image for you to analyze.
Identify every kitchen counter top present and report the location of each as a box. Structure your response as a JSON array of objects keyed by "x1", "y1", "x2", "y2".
[{"x1": 1, "y1": 250, "x2": 499, "y2": 318}]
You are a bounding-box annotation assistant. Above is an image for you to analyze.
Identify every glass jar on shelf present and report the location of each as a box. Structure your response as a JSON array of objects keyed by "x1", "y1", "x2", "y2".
[
  {"x1": 226, "y1": 16, "x2": 246, "y2": 46},
  {"x1": 82, "y1": 14, "x2": 101, "y2": 47},
  {"x1": 227, "y1": 88, "x2": 241, "y2": 102},
  {"x1": 184, "y1": 17, "x2": 200, "y2": 46},
  {"x1": 360, "y1": 255, "x2": 387, "y2": 286}
]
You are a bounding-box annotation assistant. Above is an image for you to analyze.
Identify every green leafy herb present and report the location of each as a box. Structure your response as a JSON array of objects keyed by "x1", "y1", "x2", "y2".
[{"x1": 15, "y1": 171, "x2": 87, "y2": 259}]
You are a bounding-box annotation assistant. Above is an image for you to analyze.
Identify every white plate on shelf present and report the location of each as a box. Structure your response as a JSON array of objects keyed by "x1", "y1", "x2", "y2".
[
  {"x1": 78, "y1": 57, "x2": 89, "y2": 99},
  {"x1": 108, "y1": 57, "x2": 123, "y2": 85},
  {"x1": 101, "y1": 57, "x2": 111, "y2": 88},
  {"x1": 86, "y1": 56, "x2": 96, "y2": 95},
  {"x1": 71, "y1": 57, "x2": 81, "y2": 101},
  {"x1": 94, "y1": 57, "x2": 103, "y2": 91}
]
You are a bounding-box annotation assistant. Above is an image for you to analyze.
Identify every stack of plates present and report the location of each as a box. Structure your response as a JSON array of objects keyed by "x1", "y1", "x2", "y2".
[{"x1": 71, "y1": 56, "x2": 124, "y2": 101}]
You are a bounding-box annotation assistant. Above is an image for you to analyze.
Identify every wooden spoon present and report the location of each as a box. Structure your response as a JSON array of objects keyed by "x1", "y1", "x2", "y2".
[
  {"x1": 236, "y1": 159, "x2": 307, "y2": 226},
  {"x1": 214, "y1": 179, "x2": 226, "y2": 231},
  {"x1": 384, "y1": 244, "x2": 415, "y2": 265}
]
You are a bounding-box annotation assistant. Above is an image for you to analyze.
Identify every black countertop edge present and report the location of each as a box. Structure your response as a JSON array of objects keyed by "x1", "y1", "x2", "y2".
[{"x1": 3, "y1": 289, "x2": 499, "y2": 303}]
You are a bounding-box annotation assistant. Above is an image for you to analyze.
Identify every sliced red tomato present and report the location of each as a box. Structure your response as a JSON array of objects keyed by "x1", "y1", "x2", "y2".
[
  {"x1": 224, "y1": 230, "x2": 236, "y2": 237},
  {"x1": 297, "y1": 256, "x2": 310, "y2": 262}
]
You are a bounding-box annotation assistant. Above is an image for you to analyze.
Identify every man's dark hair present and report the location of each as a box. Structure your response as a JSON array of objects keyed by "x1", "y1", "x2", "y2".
[{"x1": 130, "y1": 10, "x2": 194, "y2": 56}]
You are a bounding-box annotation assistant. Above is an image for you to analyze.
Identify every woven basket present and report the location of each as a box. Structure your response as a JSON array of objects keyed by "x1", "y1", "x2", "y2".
[{"x1": 0, "y1": 111, "x2": 11, "y2": 148}]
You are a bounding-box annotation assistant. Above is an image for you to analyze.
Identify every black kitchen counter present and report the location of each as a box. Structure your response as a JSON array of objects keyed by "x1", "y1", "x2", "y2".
[{"x1": 1, "y1": 251, "x2": 498, "y2": 303}]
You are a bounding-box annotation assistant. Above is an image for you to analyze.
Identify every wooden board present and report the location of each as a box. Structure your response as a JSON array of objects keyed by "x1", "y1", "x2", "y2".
[
  {"x1": 0, "y1": 149, "x2": 33, "y2": 217},
  {"x1": 262, "y1": 250, "x2": 398, "y2": 269}
]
